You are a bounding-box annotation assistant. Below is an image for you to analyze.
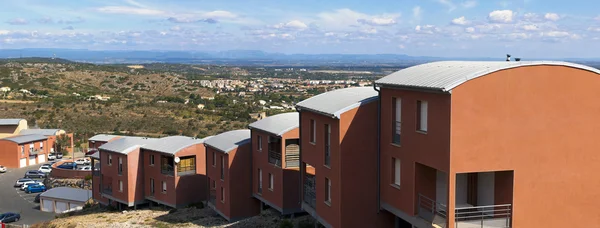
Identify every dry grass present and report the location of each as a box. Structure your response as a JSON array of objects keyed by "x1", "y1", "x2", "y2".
[{"x1": 0, "y1": 99, "x2": 35, "y2": 103}]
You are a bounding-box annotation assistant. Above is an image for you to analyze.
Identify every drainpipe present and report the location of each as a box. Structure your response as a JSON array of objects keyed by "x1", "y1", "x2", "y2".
[
  {"x1": 295, "y1": 107, "x2": 303, "y2": 209},
  {"x1": 373, "y1": 84, "x2": 381, "y2": 213}
]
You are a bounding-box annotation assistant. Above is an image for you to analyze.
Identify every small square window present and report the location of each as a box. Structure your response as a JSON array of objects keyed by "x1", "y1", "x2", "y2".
[
  {"x1": 268, "y1": 173, "x2": 274, "y2": 190},
  {"x1": 417, "y1": 100, "x2": 428, "y2": 132},
  {"x1": 150, "y1": 155, "x2": 155, "y2": 166},
  {"x1": 392, "y1": 157, "x2": 401, "y2": 187},
  {"x1": 162, "y1": 181, "x2": 167, "y2": 193}
]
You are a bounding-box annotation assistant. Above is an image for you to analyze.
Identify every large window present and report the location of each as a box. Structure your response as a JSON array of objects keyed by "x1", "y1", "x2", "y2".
[
  {"x1": 392, "y1": 158, "x2": 401, "y2": 187},
  {"x1": 325, "y1": 178, "x2": 331, "y2": 204},
  {"x1": 268, "y1": 136, "x2": 282, "y2": 166},
  {"x1": 310, "y1": 119, "x2": 316, "y2": 143},
  {"x1": 177, "y1": 156, "x2": 196, "y2": 175},
  {"x1": 324, "y1": 124, "x2": 331, "y2": 167},
  {"x1": 392, "y1": 97, "x2": 401, "y2": 144},
  {"x1": 417, "y1": 100, "x2": 428, "y2": 132},
  {"x1": 220, "y1": 155, "x2": 225, "y2": 180},
  {"x1": 161, "y1": 156, "x2": 174, "y2": 176}
]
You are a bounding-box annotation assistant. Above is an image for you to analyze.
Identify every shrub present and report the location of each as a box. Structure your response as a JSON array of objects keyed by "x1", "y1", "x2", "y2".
[
  {"x1": 84, "y1": 175, "x2": 92, "y2": 181},
  {"x1": 279, "y1": 219, "x2": 294, "y2": 228}
]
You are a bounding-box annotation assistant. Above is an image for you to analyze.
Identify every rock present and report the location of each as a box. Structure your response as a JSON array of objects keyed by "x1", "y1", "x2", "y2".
[{"x1": 122, "y1": 210, "x2": 128, "y2": 214}]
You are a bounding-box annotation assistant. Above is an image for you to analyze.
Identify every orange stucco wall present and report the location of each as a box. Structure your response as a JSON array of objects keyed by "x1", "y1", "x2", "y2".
[
  {"x1": 449, "y1": 65, "x2": 600, "y2": 228},
  {"x1": 251, "y1": 127, "x2": 301, "y2": 214},
  {"x1": 379, "y1": 87, "x2": 451, "y2": 218},
  {"x1": 0, "y1": 137, "x2": 49, "y2": 168}
]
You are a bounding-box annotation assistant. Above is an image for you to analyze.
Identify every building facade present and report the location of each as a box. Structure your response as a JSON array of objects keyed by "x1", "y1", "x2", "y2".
[
  {"x1": 0, "y1": 119, "x2": 27, "y2": 139},
  {"x1": 249, "y1": 112, "x2": 302, "y2": 215},
  {"x1": 296, "y1": 87, "x2": 393, "y2": 228},
  {"x1": 375, "y1": 61, "x2": 600, "y2": 228},
  {"x1": 0, "y1": 134, "x2": 49, "y2": 168},
  {"x1": 205, "y1": 129, "x2": 260, "y2": 221},
  {"x1": 141, "y1": 136, "x2": 209, "y2": 208}
]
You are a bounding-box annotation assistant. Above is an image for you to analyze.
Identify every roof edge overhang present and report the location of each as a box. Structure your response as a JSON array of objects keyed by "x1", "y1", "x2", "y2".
[
  {"x1": 248, "y1": 125, "x2": 299, "y2": 137},
  {"x1": 296, "y1": 96, "x2": 379, "y2": 119}
]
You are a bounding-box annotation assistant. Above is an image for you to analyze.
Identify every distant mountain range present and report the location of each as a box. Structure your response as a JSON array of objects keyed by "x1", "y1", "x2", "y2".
[{"x1": 0, "y1": 48, "x2": 598, "y2": 66}]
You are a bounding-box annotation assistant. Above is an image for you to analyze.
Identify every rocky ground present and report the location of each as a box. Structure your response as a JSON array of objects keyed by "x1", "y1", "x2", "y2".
[
  {"x1": 31, "y1": 204, "x2": 317, "y2": 228},
  {"x1": 44, "y1": 178, "x2": 92, "y2": 190}
]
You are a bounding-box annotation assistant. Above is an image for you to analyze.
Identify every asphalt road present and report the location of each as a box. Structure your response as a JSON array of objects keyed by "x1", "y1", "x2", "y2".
[{"x1": 0, "y1": 161, "x2": 56, "y2": 225}]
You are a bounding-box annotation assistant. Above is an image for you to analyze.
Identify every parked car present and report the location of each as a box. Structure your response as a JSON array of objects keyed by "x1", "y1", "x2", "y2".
[
  {"x1": 85, "y1": 148, "x2": 98, "y2": 156},
  {"x1": 25, "y1": 184, "x2": 47, "y2": 193},
  {"x1": 21, "y1": 182, "x2": 44, "y2": 191},
  {"x1": 57, "y1": 162, "x2": 77, "y2": 169},
  {"x1": 14, "y1": 178, "x2": 34, "y2": 187},
  {"x1": 39, "y1": 166, "x2": 52, "y2": 174},
  {"x1": 34, "y1": 193, "x2": 41, "y2": 203},
  {"x1": 40, "y1": 164, "x2": 52, "y2": 169},
  {"x1": 24, "y1": 170, "x2": 46, "y2": 179},
  {"x1": 79, "y1": 166, "x2": 92, "y2": 171},
  {"x1": 0, "y1": 212, "x2": 20, "y2": 223},
  {"x1": 75, "y1": 158, "x2": 91, "y2": 165},
  {"x1": 47, "y1": 153, "x2": 56, "y2": 160},
  {"x1": 56, "y1": 153, "x2": 63, "y2": 159},
  {"x1": 0, "y1": 165, "x2": 6, "y2": 173}
]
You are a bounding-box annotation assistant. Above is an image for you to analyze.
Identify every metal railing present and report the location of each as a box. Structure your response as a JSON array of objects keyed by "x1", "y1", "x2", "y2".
[
  {"x1": 418, "y1": 194, "x2": 448, "y2": 227},
  {"x1": 177, "y1": 165, "x2": 195, "y2": 176},
  {"x1": 268, "y1": 150, "x2": 282, "y2": 167},
  {"x1": 455, "y1": 204, "x2": 512, "y2": 228},
  {"x1": 161, "y1": 164, "x2": 174, "y2": 176}
]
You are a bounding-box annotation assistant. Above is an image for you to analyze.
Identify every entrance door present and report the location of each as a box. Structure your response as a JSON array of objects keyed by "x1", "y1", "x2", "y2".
[
  {"x1": 19, "y1": 158, "x2": 27, "y2": 168},
  {"x1": 38, "y1": 154, "x2": 46, "y2": 163}
]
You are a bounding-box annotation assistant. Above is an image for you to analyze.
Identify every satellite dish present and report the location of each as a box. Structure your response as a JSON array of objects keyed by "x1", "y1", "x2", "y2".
[{"x1": 174, "y1": 157, "x2": 180, "y2": 163}]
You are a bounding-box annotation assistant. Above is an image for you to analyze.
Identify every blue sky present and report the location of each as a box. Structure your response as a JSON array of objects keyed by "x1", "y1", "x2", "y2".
[{"x1": 0, "y1": 0, "x2": 599, "y2": 58}]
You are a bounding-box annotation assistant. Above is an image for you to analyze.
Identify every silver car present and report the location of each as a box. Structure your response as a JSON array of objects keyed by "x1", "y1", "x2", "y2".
[{"x1": 0, "y1": 165, "x2": 6, "y2": 173}]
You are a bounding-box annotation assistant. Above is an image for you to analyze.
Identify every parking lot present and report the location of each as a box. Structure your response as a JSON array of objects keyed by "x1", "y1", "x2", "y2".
[{"x1": 0, "y1": 161, "x2": 60, "y2": 225}]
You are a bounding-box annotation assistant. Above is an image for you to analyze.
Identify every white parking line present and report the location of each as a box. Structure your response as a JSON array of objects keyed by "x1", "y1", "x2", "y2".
[{"x1": 15, "y1": 188, "x2": 37, "y2": 205}]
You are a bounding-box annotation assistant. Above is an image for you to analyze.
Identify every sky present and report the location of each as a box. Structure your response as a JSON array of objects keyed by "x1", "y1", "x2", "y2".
[{"x1": 0, "y1": 0, "x2": 599, "y2": 58}]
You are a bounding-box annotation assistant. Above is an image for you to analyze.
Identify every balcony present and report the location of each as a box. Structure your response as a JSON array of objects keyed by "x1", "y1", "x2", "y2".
[
  {"x1": 268, "y1": 151, "x2": 282, "y2": 167},
  {"x1": 284, "y1": 139, "x2": 300, "y2": 168},
  {"x1": 268, "y1": 137, "x2": 282, "y2": 167},
  {"x1": 303, "y1": 173, "x2": 316, "y2": 209},
  {"x1": 177, "y1": 165, "x2": 195, "y2": 176},
  {"x1": 161, "y1": 165, "x2": 174, "y2": 176},
  {"x1": 418, "y1": 194, "x2": 512, "y2": 228},
  {"x1": 102, "y1": 187, "x2": 113, "y2": 195}
]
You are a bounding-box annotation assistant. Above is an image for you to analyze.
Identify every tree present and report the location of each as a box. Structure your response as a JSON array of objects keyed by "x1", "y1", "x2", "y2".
[{"x1": 56, "y1": 134, "x2": 72, "y2": 155}]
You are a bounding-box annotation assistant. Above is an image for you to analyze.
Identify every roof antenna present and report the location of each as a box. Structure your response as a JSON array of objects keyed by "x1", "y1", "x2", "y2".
[{"x1": 506, "y1": 54, "x2": 511, "y2": 62}]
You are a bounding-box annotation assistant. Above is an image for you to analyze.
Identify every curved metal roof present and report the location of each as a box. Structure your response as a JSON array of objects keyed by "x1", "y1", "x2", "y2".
[
  {"x1": 141, "y1": 135, "x2": 211, "y2": 155},
  {"x1": 0, "y1": 119, "x2": 25, "y2": 126},
  {"x1": 248, "y1": 112, "x2": 299, "y2": 136},
  {"x1": 204, "y1": 129, "x2": 251, "y2": 153},
  {"x1": 19, "y1": 129, "x2": 63, "y2": 136},
  {"x1": 2, "y1": 134, "x2": 47, "y2": 144},
  {"x1": 296, "y1": 87, "x2": 378, "y2": 119},
  {"x1": 88, "y1": 134, "x2": 120, "y2": 142},
  {"x1": 99, "y1": 136, "x2": 157, "y2": 154},
  {"x1": 375, "y1": 61, "x2": 600, "y2": 92}
]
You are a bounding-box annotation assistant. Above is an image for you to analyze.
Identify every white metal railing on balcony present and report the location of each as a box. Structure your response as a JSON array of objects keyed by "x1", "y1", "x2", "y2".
[{"x1": 418, "y1": 194, "x2": 512, "y2": 228}]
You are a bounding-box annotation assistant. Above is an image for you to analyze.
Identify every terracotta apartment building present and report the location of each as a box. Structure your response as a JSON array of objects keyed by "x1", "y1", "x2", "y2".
[
  {"x1": 20, "y1": 129, "x2": 74, "y2": 154},
  {"x1": 141, "y1": 136, "x2": 210, "y2": 208},
  {"x1": 90, "y1": 134, "x2": 121, "y2": 205},
  {"x1": 296, "y1": 87, "x2": 393, "y2": 228},
  {"x1": 97, "y1": 136, "x2": 157, "y2": 209},
  {"x1": 0, "y1": 134, "x2": 49, "y2": 168},
  {"x1": 248, "y1": 112, "x2": 302, "y2": 215},
  {"x1": 375, "y1": 61, "x2": 600, "y2": 228},
  {"x1": 89, "y1": 134, "x2": 121, "y2": 150},
  {"x1": 205, "y1": 129, "x2": 260, "y2": 221}
]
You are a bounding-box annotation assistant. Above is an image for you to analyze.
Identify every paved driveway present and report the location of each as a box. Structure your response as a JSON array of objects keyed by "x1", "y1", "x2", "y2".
[{"x1": 0, "y1": 162, "x2": 57, "y2": 225}]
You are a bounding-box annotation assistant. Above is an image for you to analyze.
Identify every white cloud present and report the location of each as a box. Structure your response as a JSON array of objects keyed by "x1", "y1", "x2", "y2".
[
  {"x1": 0, "y1": 30, "x2": 10, "y2": 35},
  {"x1": 461, "y1": 0, "x2": 478, "y2": 8},
  {"x1": 6, "y1": 18, "x2": 29, "y2": 25},
  {"x1": 361, "y1": 28, "x2": 378, "y2": 34},
  {"x1": 452, "y1": 16, "x2": 469, "y2": 25},
  {"x1": 273, "y1": 20, "x2": 308, "y2": 30},
  {"x1": 203, "y1": 11, "x2": 238, "y2": 19},
  {"x1": 595, "y1": 15, "x2": 600, "y2": 21},
  {"x1": 588, "y1": 27, "x2": 600, "y2": 32},
  {"x1": 541, "y1": 31, "x2": 570, "y2": 38},
  {"x1": 488, "y1": 10, "x2": 514, "y2": 23},
  {"x1": 170, "y1": 26, "x2": 181, "y2": 31},
  {"x1": 358, "y1": 16, "x2": 399, "y2": 26},
  {"x1": 521, "y1": 24, "x2": 539, "y2": 31},
  {"x1": 437, "y1": 0, "x2": 457, "y2": 12},
  {"x1": 544, "y1": 13, "x2": 560, "y2": 21},
  {"x1": 465, "y1": 27, "x2": 475, "y2": 33},
  {"x1": 97, "y1": 6, "x2": 164, "y2": 15},
  {"x1": 415, "y1": 25, "x2": 439, "y2": 34},
  {"x1": 398, "y1": 44, "x2": 405, "y2": 49},
  {"x1": 413, "y1": 6, "x2": 422, "y2": 20}
]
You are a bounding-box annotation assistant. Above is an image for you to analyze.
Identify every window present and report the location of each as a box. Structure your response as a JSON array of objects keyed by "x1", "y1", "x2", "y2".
[
  {"x1": 150, "y1": 155, "x2": 155, "y2": 166},
  {"x1": 220, "y1": 155, "x2": 224, "y2": 180},
  {"x1": 268, "y1": 173, "x2": 274, "y2": 190},
  {"x1": 21, "y1": 146, "x2": 24, "y2": 155},
  {"x1": 324, "y1": 124, "x2": 331, "y2": 167},
  {"x1": 212, "y1": 151, "x2": 216, "y2": 166},
  {"x1": 309, "y1": 119, "x2": 316, "y2": 143},
  {"x1": 417, "y1": 100, "x2": 428, "y2": 132},
  {"x1": 258, "y1": 169, "x2": 262, "y2": 193},
  {"x1": 161, "y1": 156, "x2": 174, "y2": 176},
  {"x1": 212, "y1": 180, "x2": 216, "y2": 189},
  {"x1": 150, "y1": 178, "x2": 155, "y2": 195},
  {"x1": 392, "y1": 97, "x2": 402, "y2": 144},
  {"x1": 119, "y1": 180, "x2": 123, "y2": 192},
  {"x1": 325, "y1": 178, "x2": 331, "y2": 204},
  {"x1": 108, "y1": 154, "x2": 112, "y2": 165},
  {"x1": 257, "y1": 135, "x2": 262, "y2": 151},
  {"x1": 118, "y1": 157, "x2": 123, "y2": 175},
  {"x1": 392, "y1": 158, "x2": 401, "y2": 187},
  {"x1": 40, "y1": 142, "x2": 43, "y2": 150},
  {"x1": 221, "y1": 187, "x2": 225, "y2": 202},
  {"x1": 177, "y1": 156, "x2": 196, "y2": 174},
  {"x1": 162, "y1": 181, "x2": 167, "y2": 193}
]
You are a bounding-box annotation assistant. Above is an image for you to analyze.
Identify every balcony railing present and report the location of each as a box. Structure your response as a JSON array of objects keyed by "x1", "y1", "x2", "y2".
[
  {"x1": 303, "y1": 174, "x2": 316, "y2": 209},
  {"x1": 418, "y1": 194, "x2": 512, "y2": 228},
  {"x1": 455, "y1": 204, "x2": 512, "y2": 228},
  {"x1": 177, "y1": 165, "x2": 195, "y2": 176},
  {"x1": 268, "y1": 152, "x2": 282, "y2": 167},
  {"x1": 161, "y1": 165, "x2": 174, "y2": 176},
  {"x1": 102, "y1": 187, "x2": 113, "y2": 195}
]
